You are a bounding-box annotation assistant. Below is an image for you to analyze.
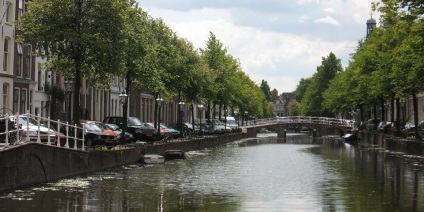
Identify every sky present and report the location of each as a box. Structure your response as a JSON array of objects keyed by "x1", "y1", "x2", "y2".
[{"x1": 136, "y1": 0, "x2": 379, "y2": 94}]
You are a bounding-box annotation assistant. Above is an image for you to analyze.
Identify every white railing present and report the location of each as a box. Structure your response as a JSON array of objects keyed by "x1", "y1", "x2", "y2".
[
  {"x1": 1, "y1": 113, "x2": 85, "y2": 150},
  {"x1": 242, "y1": 116, "x2": 355, "y2": 128}
]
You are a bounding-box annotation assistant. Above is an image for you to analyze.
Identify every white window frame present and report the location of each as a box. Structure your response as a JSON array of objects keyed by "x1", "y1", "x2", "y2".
[
  {"x1": 17, "y1": 43, "x2": 23, "y2": 77},
  {"x1": 26, "y1": 45, "x2": 32, "y2": 79}
]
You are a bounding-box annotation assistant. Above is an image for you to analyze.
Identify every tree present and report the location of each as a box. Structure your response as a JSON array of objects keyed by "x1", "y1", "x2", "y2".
[
  {"x1": 293, "y1": 78, "x2": 311, "y2": 102},
  {"x1": 260, "y1": 80, "x2": 272, "y2": 102},
  {"x1": 17, "y1": 0, "x2": 128, "y2": 124},
  {"x1": 301, "y1": 53, "x2": 343, "y2": 116}
]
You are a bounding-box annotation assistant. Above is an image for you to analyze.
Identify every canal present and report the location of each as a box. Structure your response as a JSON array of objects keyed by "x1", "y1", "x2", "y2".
[{"x1": 1, "y1": 133, "x2": 423, "y2": 211}]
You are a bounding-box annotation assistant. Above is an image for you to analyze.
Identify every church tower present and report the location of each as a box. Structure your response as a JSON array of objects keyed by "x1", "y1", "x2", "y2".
[{"x1": 366, "y1": 14, "x2": 377, "y2": 37}]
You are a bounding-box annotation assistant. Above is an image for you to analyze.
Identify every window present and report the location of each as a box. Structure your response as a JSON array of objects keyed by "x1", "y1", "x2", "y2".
[
  {"x1": 5, "y1": 2, "x2": 12, "y2": 23},
  {"x1": 2, "y1": 83, "x2": 9, "y2": 112},
  {"x1": 38, "y1": 69, "x2": 42, "y2": 90},
  {"x1": 18, "y1": 0, "x2": 24, "y2": 18},
  {"x1": 26, "y1": 46, "x2": 32, "y2": 79},
  {"x1": 29, "y1": 90, "x2": 33, "y2": 114},
  {"x1": 3, "y1": 38, "x2": 9, "y2": 72},
  {"x1": 13, "y1": 88, "x2": 18, "y2": 114},
  {"x1": 17, "y1": 43, "x2": 23, "y2": 77},
  {"x1": 20, "y1": 89, "x2": 27, "y2": 114}
]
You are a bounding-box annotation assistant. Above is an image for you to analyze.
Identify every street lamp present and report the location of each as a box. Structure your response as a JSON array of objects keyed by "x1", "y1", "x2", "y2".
[
  {"x1": 224, "y1": 109, "x2": 228, "y2": 130},
  {"x1": 179, "y1": 101, "x2": 185, "y2": 134},
  {"x1": 244, "y1": 111, "x2": 248, "y2": 126},
  {"x1": 64, "y1": 80, "x2": 73, "y2": 124},
  {"x1": 198, "y1": 104, "x2": 204, "y2": 136},
  {"x1": 156, "y1": 96, "x2": 163, "y2": 140},
  {"x1": 119, "y1": 91, "x2": 128, "y2": 143},
  {"x1": 234, "y1": 110, "x2": 238, "y2": 130}
]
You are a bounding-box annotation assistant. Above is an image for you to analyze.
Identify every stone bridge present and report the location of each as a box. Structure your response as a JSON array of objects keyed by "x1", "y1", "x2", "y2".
[{"x1": 242, "y1": 116, "x2": 354, "y2": 138}]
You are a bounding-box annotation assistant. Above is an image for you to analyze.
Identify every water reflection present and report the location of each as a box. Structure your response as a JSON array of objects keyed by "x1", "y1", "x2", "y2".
[{"x1": 0, "y1": 134, "x2": 423, "y2": 211}]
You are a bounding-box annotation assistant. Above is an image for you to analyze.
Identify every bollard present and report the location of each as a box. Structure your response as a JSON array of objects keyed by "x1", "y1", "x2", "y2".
[
  {"x1": 57, "y1": 120, "x2": 61, "y2": 147},
  {"x1": 74, "y1": 124, "x2": 78, "y2": 150},
  {"x1": 65, "y1": 122, "x2": 69, "y2": 148},
  {"x1": 47, "y1": 116, "x2": 52, "y2": 145}
]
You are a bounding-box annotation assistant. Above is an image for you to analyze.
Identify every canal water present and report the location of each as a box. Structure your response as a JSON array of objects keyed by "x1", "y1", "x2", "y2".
[{"x1": 1, "y1": 133, "x2": 424, "y2": 211}]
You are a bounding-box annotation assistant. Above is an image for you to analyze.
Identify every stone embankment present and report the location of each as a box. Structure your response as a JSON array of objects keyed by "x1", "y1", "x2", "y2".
[
  {"x1": 0, "y1": 133, "x2": 248, "y2": 193},
  {"x1": 358, "y1": 131, "x2": 424, "y2": 155}
]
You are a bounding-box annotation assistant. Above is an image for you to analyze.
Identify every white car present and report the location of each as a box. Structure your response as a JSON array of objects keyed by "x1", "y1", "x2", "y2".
[{"x1": 18, "y1": 116, "x2": 61, "y2": 144}]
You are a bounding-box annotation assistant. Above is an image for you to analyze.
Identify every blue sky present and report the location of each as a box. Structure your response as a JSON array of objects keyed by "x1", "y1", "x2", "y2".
[{"x1": 136, "y1": 0, "x2": 379, "y2": 93}]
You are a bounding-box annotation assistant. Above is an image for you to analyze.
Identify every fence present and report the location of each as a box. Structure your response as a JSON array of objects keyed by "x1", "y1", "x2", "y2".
[{"x1": 0, "y1": 112, "x2": 84, "y2": 150}]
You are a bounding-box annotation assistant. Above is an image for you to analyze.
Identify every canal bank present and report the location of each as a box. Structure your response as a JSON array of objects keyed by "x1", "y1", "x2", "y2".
[
  {"x1": 0, "y1": 132, "x2": 248, "y2": 193},
  {"x1": 358, "y1": 131, "x2": 424, "y2": 155}
]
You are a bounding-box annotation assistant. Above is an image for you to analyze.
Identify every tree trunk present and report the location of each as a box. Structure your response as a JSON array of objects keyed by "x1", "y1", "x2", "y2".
[{"x1": 412, "y1": 91, "x2": 419, "y2": 138}]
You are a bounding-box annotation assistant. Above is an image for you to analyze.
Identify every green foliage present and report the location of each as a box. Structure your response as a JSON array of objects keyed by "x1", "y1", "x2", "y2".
[
  {"x1": 17, "y1": 0, "x2": 273, "y2": 120},
  {"x1": 301, "y1": 53, "x2": 342, "y2": 117},
  {"x1": 44, "y1": 83, "x2": 65, "y2": 120},
  {"x1": 293, "y1": 78, "x2": 311, "y2": 102},
  {"x1": 260, "y1": 80, "x2": 272, "y2": 102},
  {"x1": 287, "y1": 100, "x2": 301, "y2": 116}
]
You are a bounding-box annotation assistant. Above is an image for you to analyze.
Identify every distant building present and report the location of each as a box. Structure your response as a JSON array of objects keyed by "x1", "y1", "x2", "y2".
[
  {"x1": 271, "y1": 88, "x2": 279, "y2": 102},
  {"x1": 274, "y1": 92, "x2": 293, "y2": 117}
]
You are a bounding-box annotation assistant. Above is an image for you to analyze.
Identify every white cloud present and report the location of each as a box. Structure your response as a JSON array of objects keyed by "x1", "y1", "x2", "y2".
[
  {"x1": 138, "y1": 0, "x2": 380, "y2": 93},
  {"x1": 298, "y1": 15, "x2": 310, "y2": 22},
  {"x1": 324, "y1": 8, "x2": 335, "y2": 13},
  {"x1": 314, "y1": 15, "x2": 340, "y2": 25}
]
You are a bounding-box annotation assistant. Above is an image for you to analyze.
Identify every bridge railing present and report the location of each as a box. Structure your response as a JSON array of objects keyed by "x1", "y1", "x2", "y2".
[
  {"x1": 1, "y1": 113, "x2": 86, "y2": 151},
  {"x1": 243, "y1": 116, "x2": 354, "y2": 128}
]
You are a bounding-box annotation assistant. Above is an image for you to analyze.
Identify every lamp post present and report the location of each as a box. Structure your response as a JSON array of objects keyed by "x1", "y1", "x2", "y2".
[
  {"x1": 64, "y1": 80, "x2": 73, "y2": 124},
  {"x1": 190, "y1": 104, "x2": 194, "y2": 135},
  {"x1": 234, "y1": 110, "x2": 238, "y2": 130},
  {"x1": 156, "y1": 96, "x2": 163, "y2": 140},
  {"x1": 198, "y1": 104, "x2": 203, "y2": 136},
  {"x1": 179, "y1": 101, "x2": 185, "y2": 134},
  {"x1": 224, "y1": 109, "x2": 228, "y2": 131},
  {"x1": 119, "y1": 91, "x2": 128, "y2": 144},
  {"x1": 245, "y1": 111, "x2": 248, "y2": 126}
]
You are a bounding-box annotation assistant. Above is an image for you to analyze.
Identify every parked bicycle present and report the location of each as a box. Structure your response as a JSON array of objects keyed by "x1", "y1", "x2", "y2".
[{"x1": 0, "y1": 114, "x2": 22, "y2": 145}]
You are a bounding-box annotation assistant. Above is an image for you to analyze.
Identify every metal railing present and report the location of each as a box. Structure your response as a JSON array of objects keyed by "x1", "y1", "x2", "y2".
[
  {"x1": 1, "y1": 113, "x2": 85, "y2": 151},
  {"x1": 242, "y1": 116, "x2": 355, "y2": 128}
]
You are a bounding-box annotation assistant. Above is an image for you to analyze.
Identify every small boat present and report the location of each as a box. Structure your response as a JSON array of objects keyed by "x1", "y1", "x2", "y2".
[
  {"x1": 162, "y1": 150, "x2": 187, "y2": 160},
  {"x1": 142, "y1": 154, "x2": 165, "y2": 164},
  {"x1": 342, "y1": 133, "x2": 359, "y2": 145}
]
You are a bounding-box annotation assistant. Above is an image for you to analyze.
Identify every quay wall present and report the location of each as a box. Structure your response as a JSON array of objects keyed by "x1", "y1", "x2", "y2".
[
  {"x1": 359, "y1": 131, "x2": 424, "y2": 155},
  {"x1": 143, "y1": 133, "x2": 248, "y2": 154},
  {"x1": 0, "y1": 143, "x2": 140, "y2": 193},
  {"x1": 1, "y1": 132, "x2": 249, "y2": 193}
]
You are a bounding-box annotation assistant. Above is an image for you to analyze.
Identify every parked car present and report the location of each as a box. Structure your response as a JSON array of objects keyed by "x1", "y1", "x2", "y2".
[
  {"x1": 194, "y1": 123, "x2": 214, "y2": 135},
  {"x1": 358, "y1": 120, "x2": 368, "y2": 130},
  {"x1": 221, "y1": 116, "x2": 238, "y2": 131},
  {"x1": 160, "y1": 123, "x2": 180, "y2": 139},
  {"x1": 104, "y1": 123, "x2": 134, "y2": 144},
  {"x1": 80, "y1": 122, "x2": 118, "y2": 147},
  {"x1": 418, "y1": 121, "x2": 424, "y2": 138},
  {"x1": 103, "y1": 116, "x2": 158, "y2": 143},
  {"x1": 206, "y1": 119, "x2": 226, "y2": 133},
  {"x1": 366, "y1": 119, "x2": 380, "y2": 131},
  {"x1": 377, "y1": 121, "x2": 392, "y2": 134},
  {"x1": 402, "y1": 122, "x2": 416, "y2": 138},
  {"x1": 146, "y1": 122, "x2": 170, "y2": 139},
  {"x1": 18, "y1": 115, "x2": 62, "y2": 144},
  {"x1": 80, "y1": 120, "x2": 132, "y2": 145},
  {"x1": 389, "y1": 120, "x2": 403, "y2": 136}
]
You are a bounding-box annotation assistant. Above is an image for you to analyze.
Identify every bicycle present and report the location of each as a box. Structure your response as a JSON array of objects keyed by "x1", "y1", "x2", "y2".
[{"x1": 0, "y1": 114, "x2": 22, "y2": 145}]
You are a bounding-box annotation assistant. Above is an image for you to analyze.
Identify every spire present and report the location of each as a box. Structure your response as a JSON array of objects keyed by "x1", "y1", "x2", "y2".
[{"x1": 366, "y1": 13, "x2": 377, "y2": 37}]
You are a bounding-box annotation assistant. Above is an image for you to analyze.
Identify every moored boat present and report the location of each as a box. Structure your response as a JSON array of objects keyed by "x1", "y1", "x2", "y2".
[
  {"x1": 141, "y1": 154, "x2": 165, "y2": 164},
  {"x1": 342, "y1": 133, "x2": 359, "y2": 145},
  {"x1": 162, "y1": 150, "x2": 187, "y2": 160}
]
